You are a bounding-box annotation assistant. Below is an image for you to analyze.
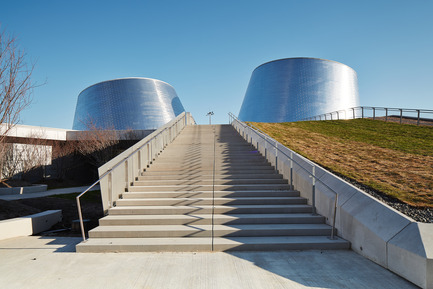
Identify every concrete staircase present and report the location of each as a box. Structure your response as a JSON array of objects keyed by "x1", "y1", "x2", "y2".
[{"x1": 76, "y1": 125, "x2": 349, "y2": 252}]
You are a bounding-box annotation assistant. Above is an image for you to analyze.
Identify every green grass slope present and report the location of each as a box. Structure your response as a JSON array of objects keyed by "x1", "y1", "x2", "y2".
[{"x1": 252, "y1": 119, "x2": 433, "y2": 208}]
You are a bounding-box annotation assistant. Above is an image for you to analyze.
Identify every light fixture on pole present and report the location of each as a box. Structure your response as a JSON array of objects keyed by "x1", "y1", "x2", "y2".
[{"x1": 206, "y1": 111, "x2": 214, "y2": 125}]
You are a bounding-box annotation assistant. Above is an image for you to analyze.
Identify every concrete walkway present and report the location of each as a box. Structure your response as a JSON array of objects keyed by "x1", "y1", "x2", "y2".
[
  {"x1": 0, "y1": 236, "x2": 416, "y2": 289},
  {"x1": 0, "y1": 185, "x2": 100, "y2": 201}
]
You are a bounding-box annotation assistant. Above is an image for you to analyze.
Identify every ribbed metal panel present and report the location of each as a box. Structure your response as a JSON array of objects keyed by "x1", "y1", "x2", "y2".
[
  {"x1": 238, "y1": 58, "x2": 359, "y2": 122},
  {"x1": 72, "y1": 78, "x2": 185, "y2": 130}
]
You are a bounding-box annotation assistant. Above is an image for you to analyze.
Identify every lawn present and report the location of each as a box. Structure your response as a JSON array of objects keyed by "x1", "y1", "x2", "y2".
[{"x1": 251, "y1": 119, "x2": 433, "y2": 208}]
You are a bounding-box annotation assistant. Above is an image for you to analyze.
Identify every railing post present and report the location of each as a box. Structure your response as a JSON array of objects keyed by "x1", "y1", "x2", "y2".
[
  {"x1": 400, "y1": 109, "x2": 403, "y2": 124},
  {"x1": 361, "y1": 107, "x2": 364, "y2": 119},
  {"x1": 336, "y1": 111, "x2": 339, "y2": 120},
  {"x1": 330, "y1": 193, "x2": 338, "y2": 240},
  {"x1": 417, "y1": 110, "x2": 420, "y2": 125},
  {"x1": 311, "y1": 165, "x2": 316, "y2": 215},
  {"x1": 125, "y1": 160, "x2": 129, "y2": 191},
  {"x1": 352, "y1": 108, "x2": 355, "y2": 119},
  {"x1": 275, "y1": 141, "x2": 278, "y2": 172},
  {"x1": 138, "y1": 150, "x2": 141, "y2": 173},
  {"x1": 108, "y1": 172, "x2": 113, "y2": 208},
  {"x1": 373, "y1": 107, "x2": 376, "y2": 120},
  {"x1": 385, "y1": 108, "x2": 388, "y2": 122},
  {"x1": 290, "y1": 151, "x2": 293, "y2": 189},
  {"x1": 76, "y1": 197, "x2": 86, "y2": 241}
]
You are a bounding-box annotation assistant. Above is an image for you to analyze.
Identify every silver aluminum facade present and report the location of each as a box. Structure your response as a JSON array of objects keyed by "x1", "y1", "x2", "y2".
[
  {"x1": 238, "y1": 58, "x2": 360, "y2": 122},
  {"x1": 72, "y1": 78, "x2": 185, "y2": 130}
]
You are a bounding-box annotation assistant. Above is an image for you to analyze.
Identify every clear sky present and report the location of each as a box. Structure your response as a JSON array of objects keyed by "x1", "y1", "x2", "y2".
[{"x1": 1, "y1": 0, "x2": 432, "y2": 128}]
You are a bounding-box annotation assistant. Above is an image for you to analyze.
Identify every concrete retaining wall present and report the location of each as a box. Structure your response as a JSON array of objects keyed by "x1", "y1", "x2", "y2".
[
  {"x1": 232, "y1": 120, "x2": 433, "y2": 289},
  {"x1": 0, "y1": 210, "x2": 62, "y2": 240}
]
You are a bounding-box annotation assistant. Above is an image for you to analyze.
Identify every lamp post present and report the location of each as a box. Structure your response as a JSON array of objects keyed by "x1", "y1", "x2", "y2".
[{"x1": 206, "y1": 111, "x2": 214, "y2": 125}]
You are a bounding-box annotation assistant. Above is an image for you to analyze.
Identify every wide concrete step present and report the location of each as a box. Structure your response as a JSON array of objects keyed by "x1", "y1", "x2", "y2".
[
  {"x1": 143, "y1": 168, "x2": 277, "y2": 174},
  {"x1": 147, "y1": 164, "x2": 274, "y2": 170},
  {"x1": 115, "y1": 197, "x2": 307, "y2": 206},
  {"x1": 157, "y1": 151, "x2": 261, "y2": 156},
  {"x1": 128, "y1": 184, "x2": 290, "y2": 192},
  {"x1": 153, "y1": 157, "x2": 269, "y2": 163},
  {"x1": 121, "y1": 190, "x2": 299, "y2": 199},
  {"x1": 98, "y1": 213, "x2": 325, "y2": 226},
  {"x1": 132, "y1": 179, "x2": 288, "y2": 186},
  {"x1": 108, "y1": 205, "x2": 313, "y2": 215},
  {"x1": 88, "y1": 224, "x2": 333, "y2": 238},
  {"x1": 76, "y1": 236, "x2": 350, "y2": 252},
  {"x1": 137, "y1": 173, "x2": 283, "y2": 180}
]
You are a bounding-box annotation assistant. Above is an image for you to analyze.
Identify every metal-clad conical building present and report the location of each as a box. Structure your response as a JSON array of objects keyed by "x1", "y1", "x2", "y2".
[
  {"x1": 73, "y1": 78, "x2": 185, "y2": 130},
  {"x1": 238, "y1": 58, "x2": 359, "y2": 122}
]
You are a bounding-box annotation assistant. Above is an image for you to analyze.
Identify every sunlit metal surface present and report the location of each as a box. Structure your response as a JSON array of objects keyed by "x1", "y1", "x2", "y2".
[
  {"x1": 238, "y1": 58, "x2": 360, "y2": 122},
  {"x1": 72, "y1": 78, "x2": 185, "y2": 130}
]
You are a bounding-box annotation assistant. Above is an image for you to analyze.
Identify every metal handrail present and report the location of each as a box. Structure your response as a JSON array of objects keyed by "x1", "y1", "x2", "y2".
[
  {"x1": 76, "y1": 112, "x2": 192, "y2": 241},
  {"x1": 228, "y1": 112, "x2": 339, "y2": 239},
  {"x1": 303, "y1": 106, "x2": 433, "y2": 125}
]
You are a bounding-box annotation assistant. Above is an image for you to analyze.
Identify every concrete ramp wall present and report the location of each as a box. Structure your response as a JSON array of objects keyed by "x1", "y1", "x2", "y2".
[{"x1": 232, "y1": 120, "x2": 433, "y2": 289}]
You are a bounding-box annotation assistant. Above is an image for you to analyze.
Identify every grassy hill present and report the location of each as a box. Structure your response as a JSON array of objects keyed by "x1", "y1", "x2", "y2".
[{"x1": 251, "y1": 119, "x2": 433, "y2": 208}]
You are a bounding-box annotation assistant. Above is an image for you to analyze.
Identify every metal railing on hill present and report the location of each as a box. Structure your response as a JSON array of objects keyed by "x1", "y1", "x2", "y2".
[
  {"x1": 76, "y1": 112, "x2": 195, "y2": 241},
  {"x1": 228, "y1": 112, "x2": 339, "y2": 240},
  {"x1": 302, "y1": 106, "x2": 433, "y2": 126}
]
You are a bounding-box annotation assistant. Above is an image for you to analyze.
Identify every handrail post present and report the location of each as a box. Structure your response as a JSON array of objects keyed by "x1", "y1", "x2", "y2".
[
  {"x1": 361, "y1": 107, "x2": 364, "y2": 119},
  {"x1": 108, "y1": 172, "x2": 113, "y2": 208},
  {"x1": 311, "y1": 165, "x2": 316, "y2": 215},
  {"x1": 352, "y1": 108, "x2": 355, "y2": 119},
  {"x1": 76, "y1": 197, "x2": 86, "y2": 241},
  {"x1": 290, "y1": 151, "x2": 293, "y2": 189},
  {"x1": 373, "y1": 107, "x2": 376, "y2": 120},
  {"x1": 400, "y1": 109, "x2": 403, "y2": 124},
  {"x1": 385, "y1": 108, "x2": 388, "y2": 122},
  {"x1": 417, "y1": 110, "x2": 420, "y2": 125},
  {"x1": 330, "y1": 193, "x2": 338, "y2": 240}
]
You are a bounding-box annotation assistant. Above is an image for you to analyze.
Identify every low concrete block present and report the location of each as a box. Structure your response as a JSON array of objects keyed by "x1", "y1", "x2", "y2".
[
  {"x1": 0, "y1": 210, "x2": 62, "y2": 240},
  {"x1": 0, "y1": 218, "x2": 32, "y2": 240},
  {"x1": 339, "y1": 191, "x2": 412, "y2": 267},
  {"x1": 388, "y1": 223, "x2": 433, "y2": 289},
  {"x1": 0, "y1": 184, "x2": 48, "y2": 195},
  {"x1": 28, "y1": 210, "x2": 62, "y2": 234}
]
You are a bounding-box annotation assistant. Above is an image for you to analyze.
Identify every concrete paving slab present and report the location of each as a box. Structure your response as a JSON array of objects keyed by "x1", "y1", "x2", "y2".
[{"x1": 0, "y1": 236, "x2": 416, "y2": 289}]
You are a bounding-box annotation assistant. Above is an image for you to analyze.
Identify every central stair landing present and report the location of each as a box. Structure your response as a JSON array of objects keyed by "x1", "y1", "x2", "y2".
[{"x1": 76, "y1": 125, "x2": 349, "y2": 252}]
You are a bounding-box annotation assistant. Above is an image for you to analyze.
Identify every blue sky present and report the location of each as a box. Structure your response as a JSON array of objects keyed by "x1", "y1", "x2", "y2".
[{"x1": 1, "y1": 0, "x2": 432, "y2": 128}]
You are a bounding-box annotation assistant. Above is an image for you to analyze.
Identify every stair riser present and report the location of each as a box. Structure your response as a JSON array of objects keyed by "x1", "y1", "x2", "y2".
[
  {"x1": 99, "y1": 216, "x2": 325, "y2": 226},
  {"x1": 137, "y1": 174, "x2": 283, "y2": 180},
  {"x1": 76, "y1": 242, "x2": 349, "y2": 253},
  {"x1": 115, "y1": 199, "x2": 307, "y2": 206},
  {"x1": 109, "y1": 207, "x2": 312, "y2": 215},
  {"x1": 132, "y1": 179, "x2": 288, "y2": 186},
  {"x1": 142, "y1": 169, "x2": 277, "y2": 174},
  {"x1": 128, "y1": 185, "x2": 291, "y2": 192},
  {"x1": 121, "y1": 191, "x2": 299, "y2": 198},
  {"x1": 147, "y1": 165, "x2": 274, "y2": 171},
  {"x1": 89, "y1": 228, "x2": 332, "y2": 238}
]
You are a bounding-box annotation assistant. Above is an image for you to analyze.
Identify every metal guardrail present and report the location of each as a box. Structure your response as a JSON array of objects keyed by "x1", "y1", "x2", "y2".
[
  {"x1": 228, "y1": 113, "x2": 338, "y2": 239},
  {"x1": 303, "y1": 106, "x2": 433, "y2": 126},
  {"x1": 76, "y1": 112, "x2": 195, "y2": 241}
]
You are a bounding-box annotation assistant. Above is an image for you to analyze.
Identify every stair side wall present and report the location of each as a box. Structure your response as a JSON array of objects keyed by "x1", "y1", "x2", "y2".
[{"x1": 231, "y1": 120, "x2": 433, "y2": 289}]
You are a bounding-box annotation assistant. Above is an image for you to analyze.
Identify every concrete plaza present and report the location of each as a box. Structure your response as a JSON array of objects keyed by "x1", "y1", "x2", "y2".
[{"x1": 0, "y1": 236, "x2": 416, "y2": 289}]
